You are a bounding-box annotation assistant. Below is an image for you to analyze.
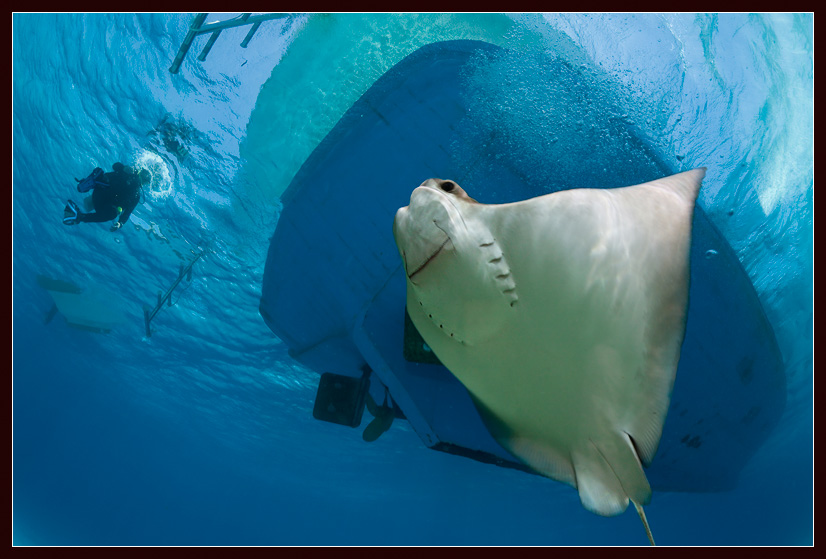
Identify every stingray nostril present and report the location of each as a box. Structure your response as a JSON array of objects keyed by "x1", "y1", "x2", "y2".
[{"x1": 440, "y1": 180, "x2": 456, "y2": 192}]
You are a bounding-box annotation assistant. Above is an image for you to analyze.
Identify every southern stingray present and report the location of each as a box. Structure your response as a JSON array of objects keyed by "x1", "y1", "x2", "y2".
[{"x1": 392, "y1": 169, "x2": 706, "y2": 544}]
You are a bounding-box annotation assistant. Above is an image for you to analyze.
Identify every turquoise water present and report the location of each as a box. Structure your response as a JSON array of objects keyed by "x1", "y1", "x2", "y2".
[{"x1": 12, "y1": 13, "x2": 812, "y2": 545}]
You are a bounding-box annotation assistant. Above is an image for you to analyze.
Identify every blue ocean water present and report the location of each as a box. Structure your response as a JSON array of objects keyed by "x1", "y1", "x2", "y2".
[{"x1": 12, "y1": 13, "x2": 812, "y2": 546}]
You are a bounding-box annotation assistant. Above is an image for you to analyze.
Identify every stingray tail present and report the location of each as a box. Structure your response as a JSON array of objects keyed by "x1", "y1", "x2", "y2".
[{"x1": 633, "y1": 501, "x2": 656, "y2": 546}]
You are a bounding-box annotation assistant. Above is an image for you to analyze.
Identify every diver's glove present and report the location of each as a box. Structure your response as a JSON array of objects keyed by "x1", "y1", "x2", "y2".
[
  {"x1": 63, "y1": 200, "x2": 81, "y2": 225},
  {"x1": 110, "y1": 222, "x2": 122, "y2": 232}
]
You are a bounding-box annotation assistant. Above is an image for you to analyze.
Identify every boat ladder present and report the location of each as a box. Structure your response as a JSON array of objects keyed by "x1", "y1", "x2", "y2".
[
  {"x1": 169, "y1": 12, "x2": 290, "y2": 74},
  {"x1": 144, "y1": 253, "x2": 204, "y2": 337}
]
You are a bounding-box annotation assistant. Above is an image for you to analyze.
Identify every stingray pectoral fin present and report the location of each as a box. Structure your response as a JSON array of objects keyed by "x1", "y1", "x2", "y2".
[
  {"x1": 621, "y1": 167, "x2": 706, "y2": 467},
  {"x1": 467, "y1": 391, "x2": 579, "y2": 487}
]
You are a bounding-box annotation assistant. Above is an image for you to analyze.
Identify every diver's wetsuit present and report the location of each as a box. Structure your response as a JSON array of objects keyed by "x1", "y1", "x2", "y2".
[{"x1": 79, "y1": 163, "x2": 141, "y2": 226}]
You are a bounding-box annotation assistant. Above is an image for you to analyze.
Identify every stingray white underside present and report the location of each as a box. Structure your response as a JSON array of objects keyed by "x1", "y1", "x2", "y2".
[{"x1": 393, "y1": 170, "x2": 704, "y2": 516}]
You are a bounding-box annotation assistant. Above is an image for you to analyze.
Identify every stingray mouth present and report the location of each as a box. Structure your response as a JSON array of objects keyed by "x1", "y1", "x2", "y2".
[{"x1": 405, "y1": 237, "x2": 450, "y2": 281}]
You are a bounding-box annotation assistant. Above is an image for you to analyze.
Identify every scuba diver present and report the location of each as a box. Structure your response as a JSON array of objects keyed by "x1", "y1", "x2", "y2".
[{"x1": 63, "y1": 162, "x2": 151, "y2": 232}]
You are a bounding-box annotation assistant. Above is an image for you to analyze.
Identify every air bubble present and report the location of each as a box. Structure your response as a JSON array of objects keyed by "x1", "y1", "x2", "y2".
[{"x1": 134, "y1": 150, "x2": 173, "y2": 201}]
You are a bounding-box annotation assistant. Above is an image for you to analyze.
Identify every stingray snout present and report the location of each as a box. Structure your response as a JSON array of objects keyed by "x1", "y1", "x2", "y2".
[{"x1": 393, "y1": 191, "x2": 454, "y2": 281}]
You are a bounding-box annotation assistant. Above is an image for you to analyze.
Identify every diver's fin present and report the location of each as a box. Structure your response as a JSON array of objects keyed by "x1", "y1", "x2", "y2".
[
  {"x1": 634, "y1": 501, "x2": 656, "y2": 546},
  {"x1": 63, "y1": 200, "x2": 81, "y2": 225}
]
